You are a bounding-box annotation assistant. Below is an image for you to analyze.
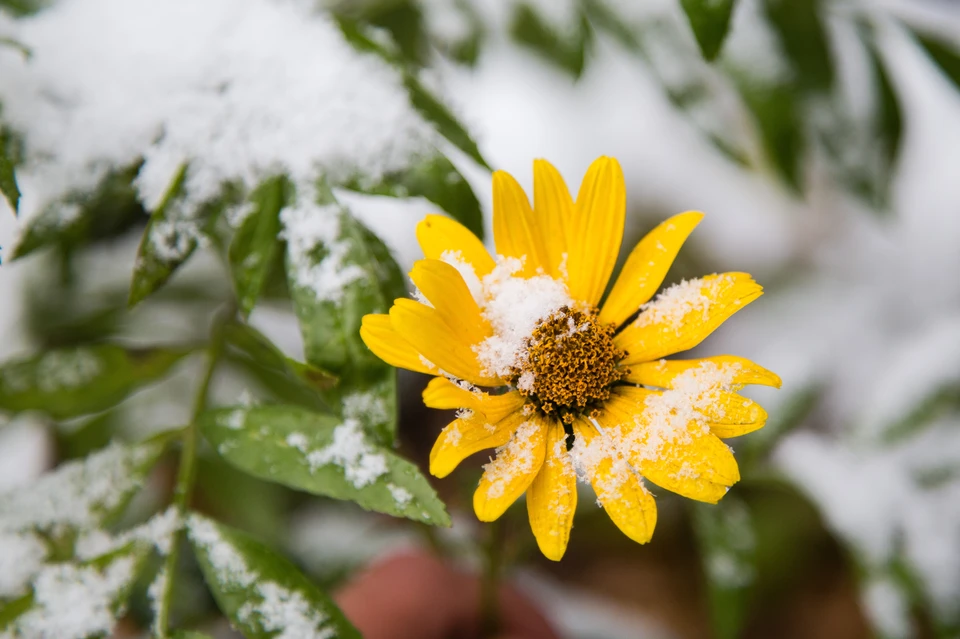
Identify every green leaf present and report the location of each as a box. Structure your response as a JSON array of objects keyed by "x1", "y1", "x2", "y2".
[
  {"x1": 510, "y1": 2, "x2": 589, "y2": 78},
  {"x1": 761, "y1": 0, "x2": 834, "y2": 93},
  {"x1": 680, "y1": 0, "x2": 738, "y2": 61},
  {"x1": 0, "y1": 344, "x2": 191, "y2": 419},
  {"x1": 198, "y1": 405, "x2": 451, "y2": 526},
  {"x1": 188, "y1": 514, "x2": 362, "y2": 639},
  {"x1": 229, "y1": 176, "x2": 288, "y2": 317},
  {"x1": 582, "y1": 0, "x2": 641, "y2": 51},
  {"x1": 284, "y1": 186, "x2": 404, "y2": 443},
  {"x1": 740, "y1": 82, "x2": 806, "y2": 192},
  {"x1": 343, "y1": 153, "x2": 484, "y2": 239},
  {"x1": 171, "y1": 632, "x2": 215, "y2": 639},
  {"x1": 910, "y1": 28, "x2": 960, "y2": 95},
  {"x1": 0, "y1": 129, "x2": 19, "y2": 215},
  {"x1": 692, "y1": 497, "x2": 758, "y2": 639}
]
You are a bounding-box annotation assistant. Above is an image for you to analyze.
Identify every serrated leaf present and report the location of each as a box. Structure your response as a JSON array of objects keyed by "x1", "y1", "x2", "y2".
[
  {"x1": 284, "y1": 188, "x2": 404, "y2": 443},
  {"x1": 680, "y1": 0, "x2": 738, "y2": 61},
  {"x1": 229, "y1": 176, "x2": 288, "y2": 317},
  {"x1": 910, "y1": 28, "x2": 960, "y2": 95},
  {"x1": 222, "y1": 320, "x2": 334, "y2": 413},
  {"x1": 761, "y1": 0, "x2": 834, "y2": 93},
  {"x1": 187, "y1": 514, "x2": 362, "y2": 639},
  {"x1": 510, "y1": 2, "x2": 589, "y2": 78},
  {"x1": 343, "y1": 153, "x2": 484, "y2": 239},
  {"x1": 0, "y1": 131, "x2": 19, "y2": 215},
  {"x1": 0, "y1": 344, "x2": 190, "y2": 419},
  {"x1": 199, "y1": 405, "x2": 451, "y2": 526},
  {"x1": 692, "y1": 497, "x2": 758, "y2": 639}
]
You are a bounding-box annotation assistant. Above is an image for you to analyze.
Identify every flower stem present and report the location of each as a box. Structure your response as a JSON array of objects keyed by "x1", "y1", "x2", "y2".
[
  {"x1": 155, "y1": 322, "x2": 224, "y2": 637},
  {"x1": 479, "y1": 519, "x2": 504, "y2": 638}
]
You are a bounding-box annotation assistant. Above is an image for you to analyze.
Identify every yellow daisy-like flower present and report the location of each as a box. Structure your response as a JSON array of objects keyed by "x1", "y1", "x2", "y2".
[{"x1": 361, "y1": 156, "x2": 780, "y2": 560}]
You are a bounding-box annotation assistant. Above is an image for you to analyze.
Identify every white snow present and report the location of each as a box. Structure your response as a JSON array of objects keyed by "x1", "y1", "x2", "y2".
[
  {"x1": 387, "y1": 483, "x2": 413, "y2": 507},
  {"x1": 0, "y1": 530, "x2": 48, "y2": 597},
  {"x1": 634, "y1": 277, "x2": 719, "y2": 331},
  {"x1": 287, "y1": 420, "x2": 389, "y2": 489},
  {"x1": 482, "y1": 420, "x2": 540, "y2": 498}
]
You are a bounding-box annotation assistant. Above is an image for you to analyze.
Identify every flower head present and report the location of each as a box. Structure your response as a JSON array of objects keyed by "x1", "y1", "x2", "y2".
[{"x1": 361, "y1": 157, "x2": 780, "y2": 560}]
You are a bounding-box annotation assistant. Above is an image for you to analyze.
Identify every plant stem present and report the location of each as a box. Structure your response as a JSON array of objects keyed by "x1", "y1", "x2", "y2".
[
  {"x1": 155, "y1": 329, "x2": 222, "y2": 637},
  {"x1": 479, "y1": 519, "x2": 504, "y2": 638}
]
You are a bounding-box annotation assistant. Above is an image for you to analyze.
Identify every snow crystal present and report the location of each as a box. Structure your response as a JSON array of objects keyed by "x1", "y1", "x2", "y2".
[
  {"x1": 440, "y1": 249, "x2": 484, "y2": 303},
  {"x1": 444, "y1": 423, "x2": 463, "y2": 447},
  {"x1": 287, "y1": 420, "x2": 388, "y2": 488},
  {"x1": 569, "y1": 424, "x2": 632, "y2": 503},
  {"x1": 517, "y1": 371, "x2": 535, "y2": 392},
  {"x1": 0, "y1": 530, "x2": 47, "y2": 597},
  {"x1": 387, "y1": 483, "x2": 413, "y2": 507},
  {"x1": 147, "y1": 566, "x2": 169, "y2": 637},
  {"x1": 0, "y1": 0, "x2": 435, "y2": 216},
  {"x1": 474, "y1": 258, "x2": 574, "y2": 378},
  {"x1": 482, "y1": 420, "x2": 539, "y2": 498},
  {"x1": 280, "y1": 203, "x2": 365, "y2": 304},
  {"x1": 634, "y1": 277, "x2": 722, "y2": 331},
  {"x1": 2, "y1": 347, "x2": 104, "y2": 394},
  {"x1": 7, "y1": 556, "x2": 137, "y2": 639},
  {"x1": 225, "y1": 408, "x2": 247, "y2": 430},
  {"x1": 76, "y1": 507, "x2": 182, "y2": 560},
  {"x1": 342, "y1": 391, "x2": 389, "y2": 426}
]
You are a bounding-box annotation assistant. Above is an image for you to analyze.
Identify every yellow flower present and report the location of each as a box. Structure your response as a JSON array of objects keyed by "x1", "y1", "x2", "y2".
[{"x1": 361, "y1": 156, "x2": 780, "y2": 560}]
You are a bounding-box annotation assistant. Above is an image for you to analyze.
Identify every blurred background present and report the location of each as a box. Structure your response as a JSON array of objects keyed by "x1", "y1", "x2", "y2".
[{"x1": 2, "y1": 0, "x2": 960, "y2": 637}]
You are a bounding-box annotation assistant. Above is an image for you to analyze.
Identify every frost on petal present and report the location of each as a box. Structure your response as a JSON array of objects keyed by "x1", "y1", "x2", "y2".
[{"x1": 481, "y1": 420, "x2": 541, "y2": 499}]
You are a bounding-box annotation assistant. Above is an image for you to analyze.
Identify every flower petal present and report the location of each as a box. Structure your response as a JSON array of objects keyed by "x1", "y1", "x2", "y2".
[
  {"x1": 701, "y1": 392, "x2": 768, "y2": 439},
  {"x1": 624, "y1": 355, "x2": 781, "y2": 389},
  {"x1": 532, "y1": 159, "x2": 573, "y2": 278},
  {"x1": 409, "y1": 259, "x2": 492, "y2": 347},
  {"x1": 360, "y1": 314, "x2": 437, "y2": 375},
  {"x1": 416, "y1": 214, "x2": 496, "y2": 277},
  {"x1": 526, "y1": 418, "x2": 578, "y2": 561},
  {"x1": 566, "y1": 157, "x2": 626, "y2": 306},
  {"x1": 571, "y1": 419, "x2": 657, "y2": 544},
  {"x1": 616, "y1": 273, "x2": 763, "y2": 364},
  {"x1": 422, "y1": 377, "x2": 526, "y2": 424},
  {"x1": 390, "y1": 299, "x2": 502, "y2": 386},
  {"x1": 430, "y1": 410, "x2": 524, "y2": 478},
  {"x1": 492, "y1": 170, "x2": 549, "y2": 276},
  {"x1": 599, "y1": 211, "x2": 704, "y2": 327},
  {"x1": 474, "y1": 417, "x2": 546, "y2": 522}
]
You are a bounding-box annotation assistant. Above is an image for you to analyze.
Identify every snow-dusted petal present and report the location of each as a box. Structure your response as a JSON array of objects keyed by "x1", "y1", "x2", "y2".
[
  {"x1": 473, "y1": 419, "x2": 546, "y2": 521},
  {"x1": 571, "y1": 419, "x2": 657, "y2": 544},
  {"x1": 616, "y1": 273, "x2": 763, "y2": 364},
  {"x1": 416, "y1": 214, "x2": 495, "y2": 278},
  {"x1": 492, "y1": 170, "x2": 549, "y2": 277},
  {"x1": 409, "y1": 259, "x2": 492, "y2": 347},
  {"x1": 429, "y1": 411, "x2": 525, "y2": 479},
  {"x1": 599, "y1": 211, "x2": 704, "y2": 327},
  {"x1": 625, "y1": 355, "x2": 781, "y2": 390},
  {"x1": 532, "y1": 159, "x2": 573, "y2": 278},
  {"x1": 389, "y1": 299, "x2": 502, "y2": 386},
  {"x1": 359, "y1": 314, "x2": 436, "y2": 376},
  {"x1": 700, "y1": 392, "x2": 768, "y2": 439},
  {"x1": 422, "y1": 377, "x2": 526, "y2": 424},
  {"x1": 526, "y1": 418, "x2": 578, "y2": 561},
  {"x1": 566, "y1": 157, "x2": 626, "y2": 306}
]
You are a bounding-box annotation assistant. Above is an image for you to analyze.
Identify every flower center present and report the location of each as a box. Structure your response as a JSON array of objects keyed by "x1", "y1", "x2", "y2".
[{"x1": 510, "y1": 307, "x2": 629, "y2": 423}]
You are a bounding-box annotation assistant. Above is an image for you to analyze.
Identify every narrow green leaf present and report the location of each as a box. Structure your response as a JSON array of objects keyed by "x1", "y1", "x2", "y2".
[
  {"x1": 199, "y1": 405, "x2": 451, "y2": 526},
  {"x1": 403, "y1": 74, "x2": 491, "y2": 170},
  {"x1": 188, "y1": 514, "x2": 362, "y2": 639},
  {"x1": 692, "y1": 497, "x2": 758, "y2": 639},
  {"x1": 229, "y1": 176, "x2": 288, "y2": 317},
  {"x1": 739, "y1": 82, "x2": 806, "y2": 192},
  {"x1": 0, "y1": 129, "x2": 20, "y2": 215},
  {"x1": 680, "y1": 0, "x2": 738, "y2": 61},
  {"x1": 343, "y1": 153, "x2": 484, "y2": 239},
  {"x1": 510, "y1": 3, "x2": 589, "y2": 78},
  {"x1": 910, "y1": 28, "x2": 960, "y2": 94},
  {"x1": 582, "y1": 0, "x2": 641, "y2": 51},
  {"x1": 0, "y1": 344, "x2": 190, "y2": 419},
  {"x1": 761, "y1": 0, "x2": 834, "y2": 93}
]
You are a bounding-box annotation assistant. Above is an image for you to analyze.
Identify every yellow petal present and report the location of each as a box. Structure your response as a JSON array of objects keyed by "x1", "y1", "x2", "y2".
[
  {"x1": 624, "y1": 355, "x2": 782, "y2": 389},
  {"x1": 416, "y1": 214, "x2": 496, "y2": 277},
  {"x1": 492, "y1": 170, "x2": 548, "y2": 276},
  {"x1": 532, "y1": 159, "x2": 573, "y2": 278},
  {"x1": 409, "y1": 259, "x2": 492, "y2": 346},
  {"x1": 430, "y1": 410, "x2": 525, "y2": 478},
  {"x1": 598, "y1": 211, "x2": 704, "y2": 327},
  {"x1": 566, "y1": 157, "x2": 626, "y2": 306},
  {"x1": 389, "y1": 299, "x2": 502, "y2": 387},
  {"x1": 526, "y1": 418, "x2": 578, "y2": 561},
  {"x1": 474, "y1": 417, "x2": 546, "y2": 521},
  {"x1": 616, "y1": 273, "x2": 763, "y2": 364},
  {"x1": 422, "y1": 377, "x2": 526, "y2": 424},
  {"x1": 702, "y1": 392, "x2": 768, "y2": 439},
  {"x1": 360, "y1": 314, "x2": 436, "y2": 375},
  {"x1": 597, "y1": 391, "x2": 740, "y2": 504},
  {"x1": 571, "y1": 419, "x2": 657, "y2": 544}
]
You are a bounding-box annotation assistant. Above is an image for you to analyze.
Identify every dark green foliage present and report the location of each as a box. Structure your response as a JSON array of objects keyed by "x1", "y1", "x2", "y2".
[{"x1": 680, "y1": 0, "x2": 738, "y2": 61}]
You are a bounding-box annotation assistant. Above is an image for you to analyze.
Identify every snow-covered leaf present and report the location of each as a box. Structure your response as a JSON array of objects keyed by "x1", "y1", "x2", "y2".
[
  {"x1": 187, "y1": 514, "x2": 362, "y2": 639},
  {"x1": 760, "y1": 0, "x2": 834, "y2": 94},
  {"x1": 680, "y1": 0, "x2": 738, "y2": 61},
  {"x1": 229, "y1": 176, "x2": 289, "y2": 318},
  {"x1": 0, "y1": 344, "x2": 190, "y2": 419},
  {"x1": 0, "y1": 130, "x2": 18, "y2": 215},
  {"x1": 198, "y1": 405, "x2": 450, "y2": 526},
  {"x1": 910, "y1": 27, "x2": 960, "y2": 95},
  {"x1": 0, "y1": 541, "x2": 150, "y2": 639},
  {"x1": 344, "y1": 154, "x2": 483, "y2": 239},
  {"x1": 692, "y1": 497, "x2": 758, "y2": 639}
]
